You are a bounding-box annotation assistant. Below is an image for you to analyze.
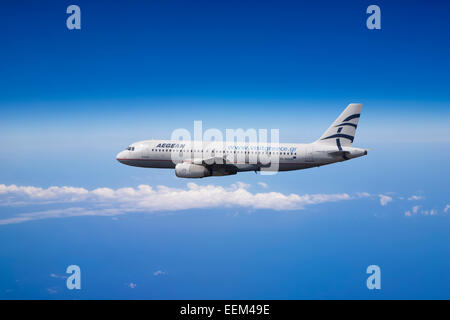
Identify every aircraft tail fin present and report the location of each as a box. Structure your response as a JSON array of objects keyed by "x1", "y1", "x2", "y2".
[{"x1": 315, "y1": 103, "x2": 363, "y2": 148}]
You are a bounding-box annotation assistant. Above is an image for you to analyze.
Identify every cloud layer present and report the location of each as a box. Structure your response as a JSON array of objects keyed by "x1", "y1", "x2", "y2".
[
  {"x1": 0, "y1": 183, "x2": 353, "y2": 225},
  {"x1": 1, "y1": 183, "x2": 445, "y2": 225}
]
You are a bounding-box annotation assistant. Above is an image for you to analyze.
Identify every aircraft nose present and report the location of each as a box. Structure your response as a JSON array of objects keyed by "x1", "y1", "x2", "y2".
[{"x1": 116, "y1": 151, "x2": 127, "y2": 163}]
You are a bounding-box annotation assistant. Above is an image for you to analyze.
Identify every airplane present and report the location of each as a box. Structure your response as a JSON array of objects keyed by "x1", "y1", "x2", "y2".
[{"x1": 116, "y1": 103, "x2": 368, "y2": 178}]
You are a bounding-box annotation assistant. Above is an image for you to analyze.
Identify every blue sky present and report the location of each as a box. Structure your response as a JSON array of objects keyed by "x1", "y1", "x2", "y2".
[{"x1": 0, "y1": 0, "x2": 449, "y2": 299}]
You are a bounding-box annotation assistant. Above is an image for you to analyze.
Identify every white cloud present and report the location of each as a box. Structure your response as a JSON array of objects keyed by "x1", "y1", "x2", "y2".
[
  {"x1": 378, "y1": 194, "x2": 393, "y2": 206},
  {"x1": 405, "y1": 205, "x2": 438, "y2": 217},
  {"x1": 405, "y1": 205, "x2": 420, "y2": 217},
  {"x1": 0, "y1": 184, "x2": 88, "y2": 200},
  {"x1": 356, "y1": 192, "x2": 371, "y2": 198},
  {"x1": 0, "y1": 183, "x2": 356, "y2": 225},
  {"x1": 421, "y1": 209, "x2": 437, "y2": 216},
  {"x1": 258, "y1": 182, "x2": 268, "y2": 189},
  {"x1": 153, "y1": 270, "x2": 167, "y2": 276},
  {"x1": 128, "y1": 282, "x2": 137, "y2": 289},
  {"x1": 408, "y1": 195, "x2": 423, "y2": 201},
  {"x1": 444, "y1": 205, "x2": 450, "y2": 213}
]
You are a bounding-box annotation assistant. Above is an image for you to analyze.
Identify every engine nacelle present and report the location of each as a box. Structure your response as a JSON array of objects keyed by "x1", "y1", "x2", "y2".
[{"x1": 175, "y1": 163, "x2": 211, "y2": 178}]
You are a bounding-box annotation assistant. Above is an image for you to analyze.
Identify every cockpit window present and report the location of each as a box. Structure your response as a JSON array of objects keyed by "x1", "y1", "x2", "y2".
[{"x1": 126, "y1": 147, "x2": 135, "y2": 151}]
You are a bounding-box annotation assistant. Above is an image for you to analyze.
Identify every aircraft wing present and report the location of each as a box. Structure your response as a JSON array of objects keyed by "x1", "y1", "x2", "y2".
[{"x1": 190, "y1": 156, "x2": 232, "y2": 166}]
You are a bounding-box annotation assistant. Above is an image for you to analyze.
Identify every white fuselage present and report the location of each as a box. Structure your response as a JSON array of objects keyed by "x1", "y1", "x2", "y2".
[{"x1": 116, "y1": 139, "x2": 367, "y2": 174}]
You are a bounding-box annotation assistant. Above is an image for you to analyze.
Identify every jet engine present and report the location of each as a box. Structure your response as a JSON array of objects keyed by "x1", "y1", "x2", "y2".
[{"x1": 175, "y1": 163, "x2": 211, "y2": 178}]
